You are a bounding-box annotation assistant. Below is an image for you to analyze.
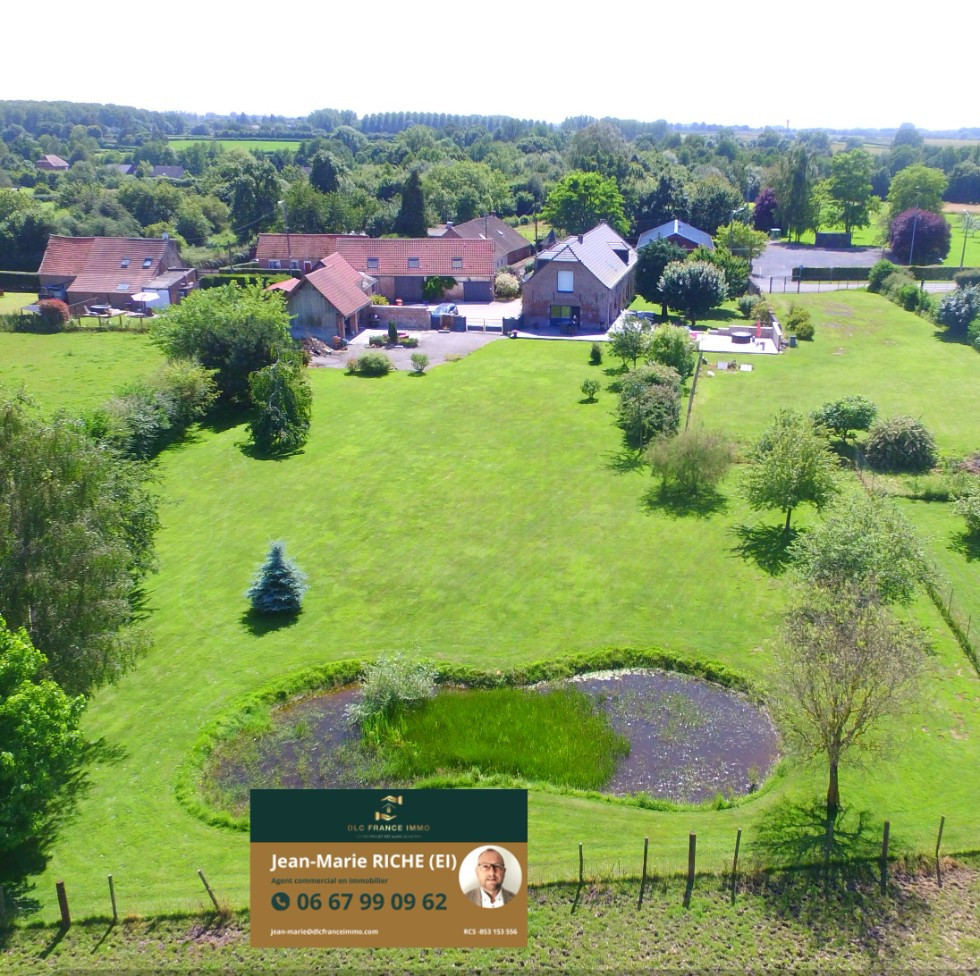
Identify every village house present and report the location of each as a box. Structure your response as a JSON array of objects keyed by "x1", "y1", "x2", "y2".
[
  {"x1": 636, "y1": 219, "x2": 714, "y2": 252},
  {"x1": 37, "y1": 235, "x2": 197, "y2": 311},
  {"x1": 276, "y1": 253, "x2": 375, "y2": 343},
  {"x1": 35, "y1": 154, "x2": 69, "y2": 171},
  {"x1": 521, "y1": 222, "x2": 636, "y2": 331},
  {"x1": 436, "y1": 214, "x2": 535, "y2": 271},
  {"x1": 255, "y1": 234, "x2": 494, "y2": 302}
]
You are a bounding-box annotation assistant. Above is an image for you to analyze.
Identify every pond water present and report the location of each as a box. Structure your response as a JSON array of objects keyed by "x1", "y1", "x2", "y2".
[{"x1": 208, "y1": 670, "x2": 778, "y2": 806}]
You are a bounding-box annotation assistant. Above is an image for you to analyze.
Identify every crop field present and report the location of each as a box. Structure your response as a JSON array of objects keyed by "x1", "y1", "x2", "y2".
[{"x1": 167, "y1": 139, "x2": 302, "y2": 152}]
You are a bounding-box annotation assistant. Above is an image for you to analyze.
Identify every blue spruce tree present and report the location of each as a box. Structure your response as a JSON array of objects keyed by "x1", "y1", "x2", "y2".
[{"x1": 246, "y1": 542, "x2": 308, "y2": 614}]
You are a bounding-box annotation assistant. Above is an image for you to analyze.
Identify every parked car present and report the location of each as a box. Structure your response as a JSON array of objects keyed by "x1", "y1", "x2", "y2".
[{"x1": 431, "y1": 302, "x2": 459, "y2": 316}]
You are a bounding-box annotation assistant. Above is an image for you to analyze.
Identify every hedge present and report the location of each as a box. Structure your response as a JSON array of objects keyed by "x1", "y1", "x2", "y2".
[
  {"x1": 198, "y1": 271, "x2": 290, "y2": 289},
  {"x1": 789, "y1": 265, "x2": 980, "y2": 283},
  {"x1": 0, "y1": 270, "x2": 40, "y2": 292}
]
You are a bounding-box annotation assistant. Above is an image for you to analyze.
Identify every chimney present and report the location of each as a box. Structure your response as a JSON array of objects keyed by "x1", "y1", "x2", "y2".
[
  {"x1": 162, "y1": 232, "x2": 169, "y2": 240},
  {"x1": 577, "y1": 234, "x2": 584, "y2": 244}
]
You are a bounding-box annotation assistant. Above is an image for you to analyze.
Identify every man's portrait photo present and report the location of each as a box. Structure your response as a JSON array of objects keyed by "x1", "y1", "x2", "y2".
[{"x1": 460, "y1": 846, "x2": 521, "y2": 908}]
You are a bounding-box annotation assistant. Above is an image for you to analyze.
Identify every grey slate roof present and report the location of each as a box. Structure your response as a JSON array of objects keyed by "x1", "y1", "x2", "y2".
[
  {"x1": 535, "y1": 222, "x2": 636, "y2": 288},
  {"x1": 637, "y1": 220, "x2": 714, "y2": 251},
  {"x1": 444, "y1": 215, "x2": 531, "y2": 258}
]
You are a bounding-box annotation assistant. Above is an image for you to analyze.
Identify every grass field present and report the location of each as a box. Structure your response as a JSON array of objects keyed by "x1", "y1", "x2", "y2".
[
  {"x1": 3, "y1": 862, "x2": 978, "y2": 974},
  {"x1": 0, "y1": 330, "x2": 163, "y2": 412},
  {"x1": 943, "y1": 211, "x2": 980, "y2": 267},
  {"x1": 167, "y1": 139, "x2": 301, "y2": 152},
  {"x1": 0, "y1": 291, "x2": 976, "y2": 933}
]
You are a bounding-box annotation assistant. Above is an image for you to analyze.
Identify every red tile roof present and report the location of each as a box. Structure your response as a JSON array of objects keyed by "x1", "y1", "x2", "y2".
[
  {"x1": 300, "y1": 254, "x2": 373, "y2": 318},
  {"x1": 256, "y1": 234, "x2": 494, "y2": 278},
  {"x1": 266, "y1": 277, "x2": 301, "y2": 294},
  {"x1": 256, "y1": 234, "x2": 343, "y2": 263},
  {"x1": 37, "y1": 154, "x2": 69, "y2": 169},
  {"x1": 38, "y1": 236, "x2": 187, "y2": 296}
]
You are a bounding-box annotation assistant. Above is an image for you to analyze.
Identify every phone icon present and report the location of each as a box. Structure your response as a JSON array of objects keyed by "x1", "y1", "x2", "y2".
[{"x1": 271, "y1": 892, "x2": 290, "y2": 911}]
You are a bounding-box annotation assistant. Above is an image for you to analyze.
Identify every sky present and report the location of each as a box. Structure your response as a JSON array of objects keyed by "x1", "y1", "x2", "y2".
[{"x1": 3, "y1": 0, "x2": 975, "y2": 133}]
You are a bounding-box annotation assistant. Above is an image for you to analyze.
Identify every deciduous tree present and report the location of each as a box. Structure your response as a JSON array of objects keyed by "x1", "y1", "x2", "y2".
[
  {"x1": 248, "y1": 350, "x2": 313, "y2": 455},
  {"x1": 886, "y1": 164, "x2": 947, "y2": 218},
  {"x1": 743, "y1": 410, "x2": 838, "y2": 532},
  {"x1": 811, "y1": 395, "x2": 877, "y2": 441},
  {"x1": 541, "y1": 170, "x2": 628, "y2": 236},
  {"x1": 823, "y1": 149, "x2": 877, "y2": 235},
  {"x1": 658, "y1": 260, "x2": 727, "y2": 326},
  {"x1": 0, "y1": 394, "x2": 157, "y2": 694},
  {"x1": 647, "y1": 324, "x2": 697, "y2": 382},
  {"x1": 635, "y1": 238, "x2": 687, "y2": 317},
  {"x1": 773, "y1": 147, "x2": 819, "y2": 241},
  {"x1": 772, "y1": 585, "x2": 925, "y2": 817},
  {"x1": 608, "y1": 315, "x2": 653, "y2": 368},
  {"x1": 888, "y1": 209, "x2": 951, "y2": 265}
]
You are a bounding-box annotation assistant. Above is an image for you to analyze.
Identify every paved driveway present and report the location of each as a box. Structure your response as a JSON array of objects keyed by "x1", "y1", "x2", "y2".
[{"x1": 311, "y1": 329, "x2": 502, "y2": 371}]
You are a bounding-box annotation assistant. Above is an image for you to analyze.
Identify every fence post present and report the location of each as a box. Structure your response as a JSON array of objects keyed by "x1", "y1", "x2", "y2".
[
  {"x1": 197, "y1": 869, "x2": 220, "y2": 910},
  {"x1": 683, "y1": 832, "x2": 696, "y2": 908},
  {"x1": 731, "y1": 828, "x2": 742, "y2": 903},
  {"x1": 108, "y1": 874, "x2": 118, "y2": 922},
  {"x1": 935, "y1": 816, "x2": 946, "y2": 886},
  {"x1": 637, "y1": 837, "x2": 649, "y2": 909},
  {"x1": 880, "y1": 821, "x2": 890, "y2": 893},
  {"x1": 56, "y1": 880, "x2": 71, "y2": 929}
]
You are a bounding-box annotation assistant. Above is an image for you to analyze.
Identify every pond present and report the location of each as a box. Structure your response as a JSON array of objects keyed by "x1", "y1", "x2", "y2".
[{"x1": 204, "y1": 669, "x2": 778, "y2": 813}]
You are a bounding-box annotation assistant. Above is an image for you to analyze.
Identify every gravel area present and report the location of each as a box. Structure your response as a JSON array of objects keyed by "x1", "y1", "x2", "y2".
[{"x1": 309, "y1": 328, "x2": 504, "y2": 370}]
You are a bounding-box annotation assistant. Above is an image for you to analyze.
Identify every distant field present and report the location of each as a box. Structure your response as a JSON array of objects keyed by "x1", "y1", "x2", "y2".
[
  {"x1": 168, "y1": 139, "x2": 301, "y2": 152},
  {"x1": 792, "y1": 225, "x2": 881, "y2": 247},
  {"x1": 943, "y1": 211, "x2": 980, "y2": 267}
]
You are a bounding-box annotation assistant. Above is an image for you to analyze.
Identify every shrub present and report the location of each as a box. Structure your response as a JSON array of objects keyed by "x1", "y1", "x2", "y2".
[
  {"x1": 737, "y1": 295, "x2": 758, "y2": 318},
  {"x1": 581, "y1": 377, "x2": 600, "y2": 402},
  {"x1": 494, "y1": 271, "x2": 520, "y2": 299},
  {"x1": 936, "y1": 285, "x2": 980, "y2": 334},
  {"x1": 868, "y1": 259, "x2": 900, "y2": 292},
  {"x1": 410, "y1": 352, "x2": 429, "y2": 375},
  {"x1": 589, "y1": 342, "x2": 602, "y2": 365},
  {"x1": 794, "y1": 318, "x2": 815, "y2": 340},
  {"x1": 368, "y1": 334, "x2": 387, "y2": 347},
  {"x1": 387, "y1": 321, "x2": 398, "y2": 345},
  {"x1": 36, "y1": 298, "x2": 70, "y2": 332},
  {"x1": 620, "y1": 361, "x2": 682, "y2": 396},
  {"x1": 617, "y1": 381, "x2": 681, "y2": 446},
  {"x1": 370, "y1": 294, "x2": 390, "y2": 305},
  {"x1": 812, "y1": 396, "x2": 877, "y2": 441},
  {"x1": 865, "y1": 416, "x2": 938, "y2": 473},
  {"x1": 345, "y1": 357, "x2": 359, "y2": 375},
  {"x1": 894, "y1": 282, "x2": 921, "y2": 311},
  {"x1": 953, "y1": 269, "x2": 980, "y2": 289},
  {"x1": 954, "y1": 487, "x2": 980, "y2": 536},
  {"x1": 752, "y1": 298, "x2": 775, "y2": 326},
  {"x1": 246, "y1": 541, "x2": 307, "y2": 615},
  {"x1": 344, "y1": 652, "x2": 438, "y2": 729},
  {"x1": 647, "y1": 324, "x2": 697, "y2": 381},
  {"x1": 398, "y1": 335, "x2": 419, "y2": 348},
  {"x1": 355, "y1": 352, "x2": 393, "y2": 376},
  {"x1": 785, "y1": 303, "x2": 812, "y2": 333},
  {"x1": 645, "y1": 425, "x2": 734, "y2": 497},
  {"x1": 970, "y1": 318, "x2": 980, "y2": 350}
]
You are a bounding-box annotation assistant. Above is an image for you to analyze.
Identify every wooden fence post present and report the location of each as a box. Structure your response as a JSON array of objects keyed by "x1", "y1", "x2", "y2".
[
  {"x1": 197, "y1": 869, "x2": 220, "y2": 910},
  {"x1": 731, "y1": 828, "x2": 742, "y2": 903},
  {"x1": 683, "y1": 833, "x2": 696, "y2": 908},
  {"x1": 935, "y1": 816, "x2": 946, "y2": 886},
  {"x1": 880, "y1": 821, "x2": 890, "y2": 894},
  {"x1": 108, "y1": 874, "x2": 117, "y2": 922},
  {"x1": 571, "y1": 843, "x2": 584, "y2": 915},
  {"x1": 56, "y1": 880, "x2": 71, "y2": 929},
  {"x1": 637, "y1": 837, "x2": 649, "y2": 909}
]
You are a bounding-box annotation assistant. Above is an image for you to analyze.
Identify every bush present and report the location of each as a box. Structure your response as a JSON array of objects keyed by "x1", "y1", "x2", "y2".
[
  {"x1": 344, "y1": 652, "x2": 437, "y2": 730},
  {"x1": 36, "y1": 298, "x2": 70, "y2": 332},
  {"x1": 370, "y1": 294, "x2": 390, "y2": 305},
  {"x1": 589, "y1": 342, "x2": 602, "y2": 365},
  {"x1": 581, "y1": 377, "x2": 600, "y2": 402},
  {"x1": 954, "y1": 487, "x2": 980, "y2": 536},
  {"x1": 936, "y1": 285, "x2": 980, "y2": 334},
  {"x1": 246, "y1": 541, "x2": 307, "y2": 615},
  {"x1": 645, "y1": 425, "x2": 734, "y2": 497},
  {"x1": 398, "y1": 335, "x2": 419, "y2": 348},
  {"x1": 387, "y1": 321, "x2": 398, "y2": 344},
  {"x1": 785, "y1": 303, "x2": 812, "y2": 332},
  {"x1": 752, "y1": 298, "x2": 774, "y2": 326},
  {"x1": 865, "y1": 416, "x2": 938, "y2": 473},
  {"x1": 647, "y1": 324, "x2": 697, "y2": 381},
  {"x1": 410, "y1": 352, "x2": 429, "y2": 375},
  {"x1": 895, "y1": 282, "x2": 921, "y2": 311},
  {"x1": 345, "y1": 357, "x2": 359, "y2": 375},
  {"x1": 812, "y1": 396, "x2": 877, "y2": 441},
  {"x1": 868, "y1": 259, "x2": 900, "y2": 293},
  {"x1": 794, "y1": 318, "x2": 815, "y2": 340},
  {"x1": 953, "y1": 269, "x2": 980, "y2": 289},
  {"x1": 494, "y1": 271, "x2": 520, "y2": 299},
  {"x1": 737, "y1": 295, "x2": 758, "y2": 319},
  {"x1": 368, "y1": 334, "x2": 387, "y2": 347},
  {"x1": 617, "y1": 381, "x2": 681, "y2": 446},
  {"x1": 354, "y1": 352, "x2": 394, "y2": 376}
]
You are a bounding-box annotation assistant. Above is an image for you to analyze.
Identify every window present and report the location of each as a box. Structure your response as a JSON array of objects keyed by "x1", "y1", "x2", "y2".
[
  {"x1": 142, "y1": 257, "x2": 153, "y2": 268},
  {"x1": 303, "y1": 261, "x2": 312, "y2": 272},
  {"x1": 290, "y1": 260, "x2": 299, "y2": 270},
  {"x1": 268, "y1": 260, "x2": 280, "y2": 269},
  {"x1": 452, "y1": 256, "x2": 463, "y2": 270},
  {"x1": 367, "y1": 257, "x2": 379, "y2": 270},
  {"x1": 119, "y1": 258, "x2": 130, "y2": 268},
  {"x1": 557, "y1": 270, "x2": 574, "y2": 293},
  {"x1": 116, "y1": 282, "x2": 130, "y2": 291},
  {"x1": 408, "y1": 257, "x2": 420, "y2": 269}
]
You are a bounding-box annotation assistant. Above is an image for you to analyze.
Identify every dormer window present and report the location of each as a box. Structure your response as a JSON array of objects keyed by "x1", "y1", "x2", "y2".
[
  {"x1": 452, "y1": 256, "x2": 463, "y2": 270},
  {"x1": 407, "y1": 257, "x2": 420, "y2": 269},
  {"x1": 120, "y1": 258, "x2": 130, "y2": 268},
  {"x1": 142, "y1": 257, "x2": 153, "y2": 268}
]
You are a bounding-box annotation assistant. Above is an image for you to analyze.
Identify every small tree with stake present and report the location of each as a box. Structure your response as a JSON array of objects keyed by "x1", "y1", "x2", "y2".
[{"x1": 246, "y1": 542, "x2": 308, "y2": 615}]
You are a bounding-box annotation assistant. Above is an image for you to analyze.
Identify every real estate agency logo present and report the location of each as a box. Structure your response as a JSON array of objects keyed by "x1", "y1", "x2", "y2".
[{"x1": 375, "y1": 794, "x2": 403, "y2": 822}]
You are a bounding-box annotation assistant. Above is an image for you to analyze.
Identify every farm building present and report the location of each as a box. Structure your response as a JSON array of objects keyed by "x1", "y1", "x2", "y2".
[{"x1": 636, "y1": 219, "x2": 714, "y2": 252}]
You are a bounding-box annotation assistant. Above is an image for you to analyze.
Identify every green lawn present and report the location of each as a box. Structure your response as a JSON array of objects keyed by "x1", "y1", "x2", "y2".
[
  {"x1": 791, "y1": 225, "x2": 881, "y2": 247},
  {"x1": 0, "y1": 331, "x2": 163, "y2": 413},
  {"x1": 943, "y1": 211, "x2": 980, "y2": 268},
  {"x1": 0, "y1": 291, "x2": 35, "y2": 314},
  {"x1": 15, "y1": 302, "x2": 975, "y2": 923}
]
